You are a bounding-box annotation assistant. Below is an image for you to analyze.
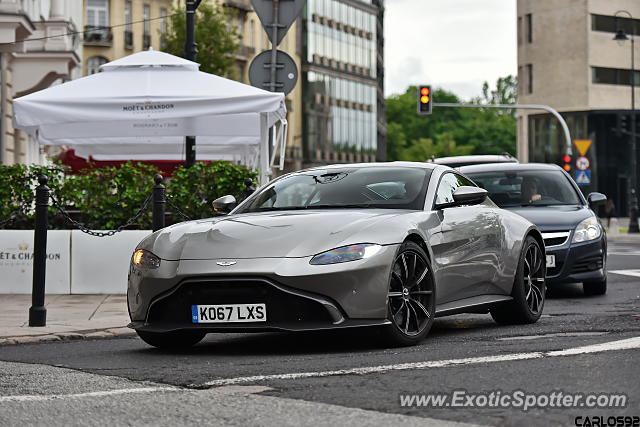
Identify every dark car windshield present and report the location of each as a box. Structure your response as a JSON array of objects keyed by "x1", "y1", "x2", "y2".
[
  {"x1": 464, "y1": 169, "x2": 582, "y2": 208},
  {"x1": 235, "y1": 167, "x2": 432, "y2": 213}
]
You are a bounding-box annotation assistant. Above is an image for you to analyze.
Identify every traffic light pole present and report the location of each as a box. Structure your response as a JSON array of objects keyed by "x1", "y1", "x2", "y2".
[
  {"x1": 432, "y1": 103, "x2": 573, "y2": 157},
  {"x1": 627, "y1": 31, "x2": 639, "y2": 233},
  {"x1": 184, "y1": 0, "x2": 201, "y2": 168}
]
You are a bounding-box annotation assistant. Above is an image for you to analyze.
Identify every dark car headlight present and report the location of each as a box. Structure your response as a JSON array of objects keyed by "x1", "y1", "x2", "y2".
[
  {"x1": 572, "y1": 217, "x2": 602, "y2": 243},
  {"x1": 132, "y1": 249, "x2": 161, "y2": 269},
  {"x1": 310, "y1": 244, "x2": 382, "y2": 265}
]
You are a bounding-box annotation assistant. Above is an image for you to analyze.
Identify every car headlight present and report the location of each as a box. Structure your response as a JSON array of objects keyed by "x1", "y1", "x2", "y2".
[
  {"x1": 572, "y1": 217, "x2": 602, "y2": 243},
  {"x1": 132, "y1": 249, "x2": 161, "y2": 269},
  {"x1": 310, "y1": 244, "x2": 382, "y2": 265}
]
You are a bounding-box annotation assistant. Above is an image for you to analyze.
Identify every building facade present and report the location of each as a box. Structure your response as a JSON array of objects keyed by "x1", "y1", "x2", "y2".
[
  {"x1": 220, "y1": 0, "x2": 384, "y2": 172},
  {"x1": 517, "y1": 0, "x2": 640, "y2": 215},
  {"x1": 301, "y1": 0, "x2": 385, "y2": 166},
  {"x1": 83, "y1": 0, "x2": 172, "y2": 76},
  {"x1": 0, "y1": 0, "x2": 81, "y2": 165}
]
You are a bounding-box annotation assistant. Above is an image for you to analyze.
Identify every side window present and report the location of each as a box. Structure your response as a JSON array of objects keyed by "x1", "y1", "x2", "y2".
[
  {"x1": 455, "y1": 174, "x2": 476, "y2": 187},
  {"x1": 435, "y1": 173, "x2": 461, "y2": 205}
]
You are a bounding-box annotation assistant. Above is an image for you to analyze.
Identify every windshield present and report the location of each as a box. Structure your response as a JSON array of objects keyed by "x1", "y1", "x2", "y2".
[
  {"x1": 465, "y1": 170, "x2": 582, "y2": 207},
  {"x1": 235, "y1": 167, "x2": 432, "y2": 213}
]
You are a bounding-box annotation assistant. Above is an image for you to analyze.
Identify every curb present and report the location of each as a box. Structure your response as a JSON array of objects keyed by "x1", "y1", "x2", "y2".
[{"x1": 0, "y1": 327, "x2": 136, "y2": 346}]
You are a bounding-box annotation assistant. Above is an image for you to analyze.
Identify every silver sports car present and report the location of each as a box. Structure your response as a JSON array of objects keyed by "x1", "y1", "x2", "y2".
[{"x1": 128, "y1": 162, "x2": 545, "y2": 348}]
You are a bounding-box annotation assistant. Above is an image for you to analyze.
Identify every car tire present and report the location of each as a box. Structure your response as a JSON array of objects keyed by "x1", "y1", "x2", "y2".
[
  {"x1": 383, "y1": 241, "x2": 436, "y2": 346},
  {"x1": 491, "y1": 236, "x2": 545, "y2": 325},
  {"x1": 583, "y1": 278, "x2": 607, "y2": 296},
  {"x1": 136, "y1": 330, "x2": 206, "y2": 349}
]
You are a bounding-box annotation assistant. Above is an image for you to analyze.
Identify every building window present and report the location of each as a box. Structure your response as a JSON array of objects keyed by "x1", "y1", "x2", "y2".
[
  {"x1": 592, "y1": 14, "x2": 640, "y2": 36},
  {"x1": 525, "y1": 13, "x2": 532, "y2": 43},
  {"x1": 517, "y1": 16, "x2": 522, "y2": 45},
  {"x1": 124, "y1": 0, "x2": 132, "y2": 49},
  {"x1": 526, "y1": 64, "x2": 533, "y2": 94},
  {"x1": 517, "y1": 66, "x2": 523, "y2": 95},
  {"x1": 87, "y1": 56, "x2": 108, "y2": 75},
  {"x1": 87, "y1": 0, "x2": 109, "y2": 28},
  {"x1": 143, "y1": 4, "x2": 151, "y2": 49},
  {"x1": 160, "y1": 8, "x2": 168, "y2": 34},
  {"x1": 592, "y1": 67, "x2": 640, "y2": 86}
]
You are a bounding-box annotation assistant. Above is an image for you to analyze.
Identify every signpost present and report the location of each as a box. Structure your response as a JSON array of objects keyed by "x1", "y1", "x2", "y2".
[
  {"x1": 249, "y1": 0, "x2": 305, "y2": 95},
  {"x1": 573, "y1": 139, "x2": 592, "y2": 186},
  {"x1": 576, "y1": 156, "x2": 590, "y2": 171}
]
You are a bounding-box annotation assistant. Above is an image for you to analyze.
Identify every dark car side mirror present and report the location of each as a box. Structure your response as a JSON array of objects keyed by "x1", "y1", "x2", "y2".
[
  {"x1": 212, "y1": 195, "x2": 237, "y2": 214},
  {"x1": 436, "y1": 186, "x2": 488, "y2": 209},
  {"x1": 453, "y1": 186, "x2": 488, "y2": 206},
  {"x1": 587, "y1": 192, "x2": 606, "y2": 208}
]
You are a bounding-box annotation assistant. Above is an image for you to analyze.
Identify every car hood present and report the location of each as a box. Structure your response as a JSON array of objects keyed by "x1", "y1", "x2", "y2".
[
  {"x1": 506, "y1": 205, "x2": 593, "y2": 232},
  {"x1": 145, "y1": 209, "x2": 407, "y2": 260}
]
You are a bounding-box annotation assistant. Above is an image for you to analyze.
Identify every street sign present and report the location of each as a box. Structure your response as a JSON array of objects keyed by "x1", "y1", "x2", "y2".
[
  {"x1": 575, "y1": 170, "x2": 591, "y2": 185},
  {"x1": 576, "y1": 156, "x2": 590, "y2": 171},
  {"x1": 249, "y1": 50, "x2": 298, "y2": 95},
  {"x1": 251, "y1": 0, "x2": 306, "y2": 46},
  {"x1": 574, "y1": 139, "x2": 592, "y2": 157}
]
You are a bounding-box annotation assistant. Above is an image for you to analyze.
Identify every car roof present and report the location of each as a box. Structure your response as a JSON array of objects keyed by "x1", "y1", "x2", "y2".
[
  {"x1": 458, "y1": 162, "x2": 563, "y2": 173},
  {"x1": 298, "y1": 161, "x2": 440, "y2": 174},
  {"x1": 428, "y1": 154, "x2": 518, "y2": 167}
]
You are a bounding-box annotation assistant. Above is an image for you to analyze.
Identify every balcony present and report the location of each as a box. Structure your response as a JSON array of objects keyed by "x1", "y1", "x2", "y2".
[
  {"x1": 83, "y1": 25, "x2": 112, "y2": 46},
  {"x1": 124, "y1": 30, "x2": 133, "y2": 49},
  {"x1": 143, "y1": 33, "x2": 151, "y2": 50}
]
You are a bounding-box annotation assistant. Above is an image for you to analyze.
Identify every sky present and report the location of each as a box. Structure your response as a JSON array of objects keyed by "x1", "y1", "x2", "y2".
[{"x1": 384, "y1": 0, "x2": 517, "y2": 99}]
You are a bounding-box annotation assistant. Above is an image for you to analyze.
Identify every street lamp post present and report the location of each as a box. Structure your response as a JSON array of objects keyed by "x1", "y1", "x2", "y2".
[
  {"x1": 614, "y1": 10, "x2": 639, "y2": 233},
  {"x1": 184, "y1": 0, "x2": 201, "y2": 168}
]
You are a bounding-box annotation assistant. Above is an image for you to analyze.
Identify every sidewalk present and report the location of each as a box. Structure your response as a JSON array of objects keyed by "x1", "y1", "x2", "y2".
[
  {"x1": 0, "y1": 294, "x2": 134, "y2": 345},
  {"x1": 603, "y1": 217, "x2": 640, "y2": 242}
]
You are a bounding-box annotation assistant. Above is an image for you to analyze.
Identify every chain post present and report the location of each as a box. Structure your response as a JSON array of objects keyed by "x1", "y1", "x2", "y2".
[
  {"x1": 242, "y1": 178, "x2": 255, "y2": 201},
  {"x1": 29, "y1": 175, "x2": 49, "y2": 327},
  {"x1": 152, "y1": 174, "x2": 166, "y2": 232}
]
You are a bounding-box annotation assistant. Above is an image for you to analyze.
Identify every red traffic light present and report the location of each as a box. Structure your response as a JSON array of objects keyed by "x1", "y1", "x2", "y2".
[
  {"x1": 417, "y1": 85, "x2": 432, "y2": 115},
  {"x1": 562, "y1": 155, "x2": 571, "y2": 163}
]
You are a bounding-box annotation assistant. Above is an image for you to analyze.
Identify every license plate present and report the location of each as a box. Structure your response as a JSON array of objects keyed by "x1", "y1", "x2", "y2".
[
  {"x1": 546, "y1": 255, "x2": 556, "y2": 268},
  {"x1": 191, "y1": 304, "x2": 266, "y2": 323}
]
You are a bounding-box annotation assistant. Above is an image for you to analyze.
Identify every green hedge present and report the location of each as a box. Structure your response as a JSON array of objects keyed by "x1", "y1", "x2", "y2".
[{"x1": 0, "y1": 161, "x2": 257, "y2": 230}]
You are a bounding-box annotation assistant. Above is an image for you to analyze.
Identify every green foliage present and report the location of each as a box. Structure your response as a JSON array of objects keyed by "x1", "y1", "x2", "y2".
[
  {"x1": 386, "y1": 76, "x2": 517, "y2": 161},
  {"x1": 62, "y1": 162, "x2": 160, "y2": 230},
  {"x1": 161, "y1": 3, "x2": 240, "y2": 78},
  {"x1": 0, "y1": 161, "x2": 256, "y2": 230},
  {"x1": 167, "y1": 162, "x2": 257, "y2": 220},
  {"x1": 0, "y1": 163, "x2": 68, "y2": 229}
]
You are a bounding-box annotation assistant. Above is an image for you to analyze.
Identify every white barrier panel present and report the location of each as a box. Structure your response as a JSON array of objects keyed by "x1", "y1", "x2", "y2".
[
  {"x1": 0, "y1": 230, "x2": 71, "y2": 294},
  {"x1": 70, "y1": 230, "x2": 151, "y2": 294}
]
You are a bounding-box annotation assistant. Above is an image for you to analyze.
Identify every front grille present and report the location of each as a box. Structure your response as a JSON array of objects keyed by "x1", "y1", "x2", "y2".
[
  {"x1": 147, "y1": 279, "x2": 335, "y2": 326},
  {"x1": 542, "y1": 231, "x2": 570, "y2": 247},
  {"x1": 571, "y1": 256, "x2": 603, "y2": 274}
]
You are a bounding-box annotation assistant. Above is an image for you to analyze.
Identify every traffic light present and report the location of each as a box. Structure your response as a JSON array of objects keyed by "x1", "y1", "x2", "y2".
[
  {"x1": 562, "y1": 154, "x2": 572, "y2": 172},
  {"x1": 417, "y1": 85, "x2": 432, "y2": 116}
]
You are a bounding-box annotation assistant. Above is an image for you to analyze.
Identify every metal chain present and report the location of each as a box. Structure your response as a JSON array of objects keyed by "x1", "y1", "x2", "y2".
[
  {"x1": 49, "y1": 192, "x2": 152, "y2": 237},
  {"x1": 0, "y1": 197, "x2": 33, "y2": 228},
  {"x1": 165, "y1": 194, "x2": 193, "y2": 221}
]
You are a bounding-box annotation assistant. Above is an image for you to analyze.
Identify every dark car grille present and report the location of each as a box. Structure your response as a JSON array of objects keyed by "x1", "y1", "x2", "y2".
[
  {"x1": 147, "y1": 279, "x2": 336, "y2": 327},
  {"x1": 571, "y1": 256, "x2": 603, "y2": 274}
]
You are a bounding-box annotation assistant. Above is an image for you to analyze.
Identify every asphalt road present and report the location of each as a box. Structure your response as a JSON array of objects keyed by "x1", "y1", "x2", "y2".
[{"x1": 1, "y1": 241, "x2": 639, "y2": 426}]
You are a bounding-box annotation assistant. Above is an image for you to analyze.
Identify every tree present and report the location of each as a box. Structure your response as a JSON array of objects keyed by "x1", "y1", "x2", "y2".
[
  {"x1": 385, "y1": 76, "x2": 518, "y2": 161},
  {"x1": 162, "y1": 3, "x2": 240, "y2": 78}
]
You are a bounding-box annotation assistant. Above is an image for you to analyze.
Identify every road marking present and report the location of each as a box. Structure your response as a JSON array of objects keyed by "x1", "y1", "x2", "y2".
[
  {"x1": 608, "y1": 252, "x2": 640, "y2": 256},
  {"x1": 197, "y1": 336, "x2": 640, "y2": 387},
  {"x1": 610, "y1": 269, "x2": 640, "y2": 278},
  {"x1": 497, "y1": 331, "x2": 608, "y2": 341},
  {"x1": 0, "y1": 386, "x2": 178, "y2": 403}
]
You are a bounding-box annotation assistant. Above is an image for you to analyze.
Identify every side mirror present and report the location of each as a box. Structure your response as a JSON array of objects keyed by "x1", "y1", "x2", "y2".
[
  {"x1": 452, "y1": 186, "x2": 488, "y2": 206},
  {"x1": 587, "y1": 192, "x2": 606, "y2": 208},
  {"x1": 212, "y1": 195, "x2": 237, "y2": 214}
]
